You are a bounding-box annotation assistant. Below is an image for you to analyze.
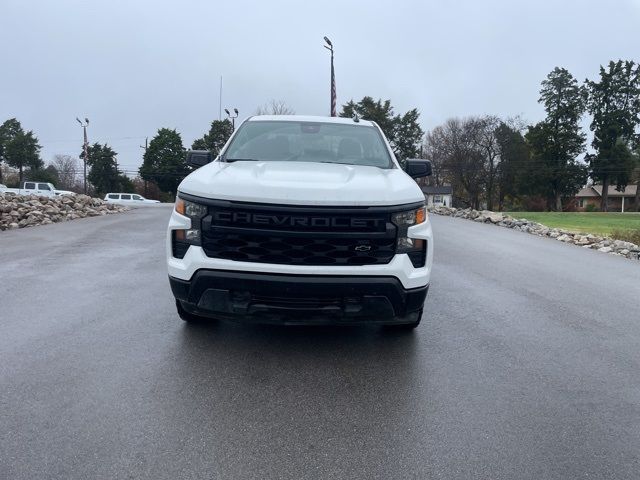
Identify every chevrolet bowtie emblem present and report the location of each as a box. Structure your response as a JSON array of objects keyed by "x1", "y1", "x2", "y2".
[{"x1": 354, "y1": 245, "x2": 372, "y2": 252}]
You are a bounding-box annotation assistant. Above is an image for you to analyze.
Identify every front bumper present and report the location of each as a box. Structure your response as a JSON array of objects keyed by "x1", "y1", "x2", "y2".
[
  {"x1": 167, "y1": 209, "x2": 433, "y2": 290},
  {"x1": 170, "y1": 271, "x2": 429, "y2": 325}
]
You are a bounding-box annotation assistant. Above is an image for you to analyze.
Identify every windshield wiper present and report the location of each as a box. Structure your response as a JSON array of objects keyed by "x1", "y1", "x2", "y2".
[
  {"x1": 223, "y1": 158, "x2": 260, "y2": 163},
  {"x1": 319, "y1": 161, "x2": 358, "y2": 166}
]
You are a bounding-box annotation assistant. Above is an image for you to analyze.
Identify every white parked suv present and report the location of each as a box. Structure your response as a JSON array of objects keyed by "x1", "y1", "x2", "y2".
[
  {"x1": 167, "y1": 115, "x2": 433, "y2": 328},
  {"x1": 104, "y1": 193, "x2": 160, "y2": 205}
]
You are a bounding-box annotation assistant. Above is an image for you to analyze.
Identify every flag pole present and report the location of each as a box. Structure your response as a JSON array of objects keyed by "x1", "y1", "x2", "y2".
[{"x1": 324, "y1": 37, "x2": 336, "y2": 117}]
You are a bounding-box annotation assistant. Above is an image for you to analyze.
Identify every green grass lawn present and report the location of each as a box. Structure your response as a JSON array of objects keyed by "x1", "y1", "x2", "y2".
[{"x1": 507, "y1": 212, "x2": 640, "y2": 236}]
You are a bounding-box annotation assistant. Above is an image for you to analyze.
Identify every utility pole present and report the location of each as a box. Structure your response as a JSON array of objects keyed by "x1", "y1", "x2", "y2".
[
  {"x1": 225, "y1": 108, "x2": 239, "y2": 130},
  {"x1": 140, "y1": 137, "x2": 148, "y2": 196},
  {"x1": 76, "y1": 117, "x2": 89, "y2": 194}
]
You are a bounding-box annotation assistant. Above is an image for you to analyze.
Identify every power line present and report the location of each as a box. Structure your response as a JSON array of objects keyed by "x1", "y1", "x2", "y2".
[{"x1": 40, "y1": 135, "x2": 149, "y2": 144}]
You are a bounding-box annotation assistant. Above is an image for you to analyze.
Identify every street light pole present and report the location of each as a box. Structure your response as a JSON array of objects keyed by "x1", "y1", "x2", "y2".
[
  {"x1": 225, "y1": 108, "x2": 239, "y2": 130},
  {"x1": 76, "y1": 117, "x2": 89, "y2": 194},
  {"x1": 324, "y1": 36, "x2": 336, "y2": 117}
]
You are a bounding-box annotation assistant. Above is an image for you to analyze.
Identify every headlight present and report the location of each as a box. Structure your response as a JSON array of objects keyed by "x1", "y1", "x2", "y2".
[
  {"x1": 392, "y1": 205, "x2": 427, "y2": 267},
  {"x1": 391, "y1": 206, "x2": 427, "y2": 227},
  {"x1": 175, "y1": 198, "x2": 207, "y2": 218},
  {"x1": 172, "y1": 197, "x2": 207, "y2": 258}
]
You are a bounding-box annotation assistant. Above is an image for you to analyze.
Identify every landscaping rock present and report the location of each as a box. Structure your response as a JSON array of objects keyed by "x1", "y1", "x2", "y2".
[
  {"x1": 428, "y1": 204, "x2": 639, "y2": 263},
  {"x1": 0, "y1": 193, "x2": 128, "y2": 231}
]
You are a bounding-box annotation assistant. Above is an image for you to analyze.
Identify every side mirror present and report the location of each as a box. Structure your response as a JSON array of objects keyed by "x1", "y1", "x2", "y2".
[
  {"x1": 186, "y1": 150, "x2": 213, "y2": 168},
  {"x1": 405, "y1": 159, "x2": 432, "y2": 178}
]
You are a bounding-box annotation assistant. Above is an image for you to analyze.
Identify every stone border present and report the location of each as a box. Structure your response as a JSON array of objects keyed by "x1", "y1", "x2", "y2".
[
  {"x1": 429, "y1": 206, "x2": 640, "y2": 261},
  {"x1": 1, "y1": 193, "x2": 128, "y2": 231}
]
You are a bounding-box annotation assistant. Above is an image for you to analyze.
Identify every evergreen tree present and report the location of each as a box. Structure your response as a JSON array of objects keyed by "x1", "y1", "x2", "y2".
[
  {"x1": 341, "y1": 97, "x2": 397, "y2": 138},
  {"x1": 394, "y1": 108, "x2": 424, "y2": 161},
  {"x1": 119, "y1": 174, "x2": 135, "y2": 193},
  {"x1": 4, "y1": 127, "x2": 43, "y2": 184},
  {"x1": 527, "y1": 67, "x2": 588, "y2": 210},
  {"x1": 525, "y1": 122, "x2": 587, "y2": 210},
  {"x1": 27, "y1": 164, "x2": 59, "y2": 184},
  {"x1": 585, "y1": 60, "x2": 640, "y2": 211},
  {"x1": 191, "y1": 120, "x2": 234, "y2": 155},
  {"x1": 494, "y1": 122, "x2": 530, "y2": 210},
  {"x1": 140, "y1": 128, "x2": 188, "y2": 194},
  {"x1": 82, "y1": 143, "x2": 120, "y2": 196},
  {"x1": 0, "y1": 118, "x2": 24, "y2": 183},
  {"x1": 340, "y1": 97, "x2": 424, "y2": 162}
]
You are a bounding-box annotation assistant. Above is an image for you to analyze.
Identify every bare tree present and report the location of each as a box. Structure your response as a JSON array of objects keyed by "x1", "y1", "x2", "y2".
[
  {"x1": 0, "y1": 163, "x2": 17, "y2": 186},
  {"x1": 425, "y1": 115, "x2": 533, "y2": 211},
  {"x1": 51, "y1": 154, "x2": 79, "y2": 190},
  {"x1": 256, "y1": 99, "x2": 295, "y2": 115},
  {"x1": 433, "y1": 118, "x2": 485, "y2": 209},
  {"x1": 423, "y1": 125, "x2": 449, "y2": 186},
  {"x1": 469, "y1": 116, "x2": 501, "y2": 211}
]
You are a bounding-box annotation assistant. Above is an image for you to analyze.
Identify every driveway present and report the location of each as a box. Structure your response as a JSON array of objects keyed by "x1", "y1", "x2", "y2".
[{"x1": 1, "y1": 207, "x2": 639, "y2": 479}]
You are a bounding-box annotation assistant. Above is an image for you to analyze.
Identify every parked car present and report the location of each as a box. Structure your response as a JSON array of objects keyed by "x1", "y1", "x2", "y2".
[
  {"x1": 0, "y1": 182, "x2": 62, "y2": 197},
  {"x1": 167, "y1": 115, "x2": 433, "y2": 329},
  {"x1": 104, "y1": 193, "x2": 160, "y2": 205}
]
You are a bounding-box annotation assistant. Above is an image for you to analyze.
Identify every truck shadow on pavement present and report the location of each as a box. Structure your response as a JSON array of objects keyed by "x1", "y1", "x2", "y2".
[
  {"x1": 178, "y1": 320, "x2": 421, "y2": 363},
  {"x1": 163, "y1": 319, "x2": 426, "y2": 446},
  {"x1": 141, "y1": 319, "x2": 431, "y2": 477},
  {"x1": 172, "y1": 318, "x2": 422, "y2": 396}
]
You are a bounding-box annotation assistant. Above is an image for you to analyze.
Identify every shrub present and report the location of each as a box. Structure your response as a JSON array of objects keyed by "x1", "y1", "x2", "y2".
[
  {"x1": 159, "y1": 191, "x2": 175, "y2": 203},
  {"x1": 522, "y1": 195, "x2": 547, "y2": 212},
  {"x1": 611, "y1": 229, "x2": 640, "y2": 244},
  {"x1": 585, "y1": 204, "x2": 598, "y2": 212},
  {"x1": 563, "y1": 198, "x2": 578, "y2": 212}
]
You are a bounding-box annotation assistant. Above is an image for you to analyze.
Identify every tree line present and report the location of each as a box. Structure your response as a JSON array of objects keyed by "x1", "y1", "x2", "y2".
[
  {"x1": 425, "y1": 61, "x2": 640, "y2": 212},
  {"x1": 0, "y1": 97, "x2": 466, "y2": 201},
  {"x1": 2, "y1": 68, "x2": 638, "y2": 211},
  {"x1": 136, "y1": 97, "x2": 424, "y2": 199}
]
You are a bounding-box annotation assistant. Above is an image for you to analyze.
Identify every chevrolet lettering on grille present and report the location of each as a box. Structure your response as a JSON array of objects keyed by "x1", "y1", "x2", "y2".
[{"x1": 213, "y1": 211, "x2": 383, "y2": 229}]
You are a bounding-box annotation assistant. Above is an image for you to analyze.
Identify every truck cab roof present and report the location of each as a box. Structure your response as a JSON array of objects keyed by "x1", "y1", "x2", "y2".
[{"x1": 247, "y1": 115, "x2": 376, "y2": 127}]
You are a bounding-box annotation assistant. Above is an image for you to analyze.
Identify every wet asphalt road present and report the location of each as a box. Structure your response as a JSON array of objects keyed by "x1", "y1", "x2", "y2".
[{"x1": 1, "y1": 206, "x2": 640, "y2": 480}]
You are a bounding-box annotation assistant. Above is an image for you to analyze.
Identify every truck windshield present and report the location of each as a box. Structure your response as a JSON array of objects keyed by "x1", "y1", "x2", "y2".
[{"x1": 223, "y1": 121, "x2": 394, "y2": 168}]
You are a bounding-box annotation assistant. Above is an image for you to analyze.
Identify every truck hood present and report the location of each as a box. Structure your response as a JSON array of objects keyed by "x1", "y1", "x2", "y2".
[{"x1": 178, "y1": 161, "x2": 424, "y2": 206}]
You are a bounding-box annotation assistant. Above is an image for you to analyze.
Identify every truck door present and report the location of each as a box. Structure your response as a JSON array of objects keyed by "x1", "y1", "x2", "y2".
[{"x1": 37, "y1": 183, "x2": 53, "y2": 196}]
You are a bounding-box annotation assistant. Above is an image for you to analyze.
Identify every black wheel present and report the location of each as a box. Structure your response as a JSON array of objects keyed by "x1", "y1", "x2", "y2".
[
  {"x1": 175, "y1": 299, "x2": 210, "y2": 323},
  {"x1": 385, "y1": 308, "x2": 423, "y2": 331}
]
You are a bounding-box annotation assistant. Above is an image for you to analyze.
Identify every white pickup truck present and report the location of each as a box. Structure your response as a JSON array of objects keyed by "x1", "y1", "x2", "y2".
[
  {"x1": 167, "y1": 115, "x2": 434, "y2": 329},
  {"x1": 0, "y1": 182, "x2": 75, "y2": 197}
]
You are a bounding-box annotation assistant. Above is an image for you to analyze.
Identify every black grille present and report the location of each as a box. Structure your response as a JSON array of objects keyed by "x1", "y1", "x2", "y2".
[
  {"x1": 200, "y1": 203, "x2": 397, "y2": 266},
  {"x1": 251, "y1": 294, "x2": 343, "y2": 310}
]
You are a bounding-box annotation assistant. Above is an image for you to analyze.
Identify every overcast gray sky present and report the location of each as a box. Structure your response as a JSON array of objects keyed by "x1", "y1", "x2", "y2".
[{"x1": 1, "y1": 0, "x2": 639, "y2": 174}]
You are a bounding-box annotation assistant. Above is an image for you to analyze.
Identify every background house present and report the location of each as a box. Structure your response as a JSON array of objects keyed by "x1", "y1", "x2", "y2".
[
  {"x1": 576, "y1": 185, "x2": 638, "y2": 212},
  {"x1": 421, "y1": 185, "x2": 453, "y2": 207}
]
